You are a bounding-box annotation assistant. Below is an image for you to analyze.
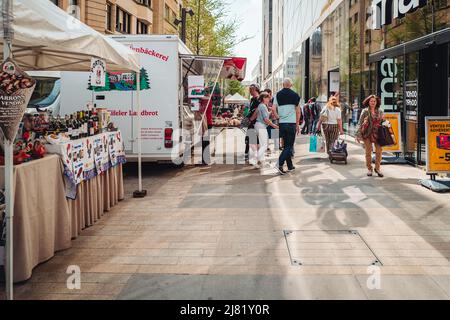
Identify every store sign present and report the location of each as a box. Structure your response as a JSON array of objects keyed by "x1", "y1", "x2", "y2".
[
  {"x1": 90, "y1": 58, "x2": 106, "y2": 87},
  {"x1": 372, "y1": 0, "x2": 427, "y2": 29},
  {"x1": 425, "y1": 117, "x2": 450, "y2": 174},
  {"x1": 405, "y1": 81, "x2": 418, "y2": 121},
  {"x1": 0, "y1": 58, "x2": 36, "y2": 141},
  {"x1": 378, "y1": 58, "x2": 398, "y2": 110},
  {"x1": 188, "y1": 75, "x2": 205, "y2": 99},
  {"x1": 383, "y1": 112, "x2": 402, "y2": 153},
  {"x1": 329, "y1": 71, "x2": 340, "y2": 96}
]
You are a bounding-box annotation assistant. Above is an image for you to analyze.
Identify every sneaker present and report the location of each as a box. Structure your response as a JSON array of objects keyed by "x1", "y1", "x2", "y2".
[
  {"x1": 275, "y1": 166, "x2": 286, "y2": 175},
  {"x1": 287, "y1": 167, "x2": 296, "y2": 172}
]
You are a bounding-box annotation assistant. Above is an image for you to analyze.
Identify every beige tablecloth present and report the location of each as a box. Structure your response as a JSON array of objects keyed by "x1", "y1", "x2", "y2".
[
  {"x1": 0, "y1": 155, "x2": 71, "y2": 283},
  {"x1": 0, "y1": 156, "x2": 124, "y2": 283},
  {"x1": 68, "y1": 165, "x2": 124, "y2": 238}
]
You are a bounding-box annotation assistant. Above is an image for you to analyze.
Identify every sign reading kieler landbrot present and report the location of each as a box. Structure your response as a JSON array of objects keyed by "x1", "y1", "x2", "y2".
[{"x1": 426, "y1": 117, "x2": 450, "y2": 174}]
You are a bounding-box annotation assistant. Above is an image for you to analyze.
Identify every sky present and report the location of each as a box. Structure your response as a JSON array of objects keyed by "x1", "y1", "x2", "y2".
[{"x1": 226, "y1": 0, "x2": 262, "y2": 81}]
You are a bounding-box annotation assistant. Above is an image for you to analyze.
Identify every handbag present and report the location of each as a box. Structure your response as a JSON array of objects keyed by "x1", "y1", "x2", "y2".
[
  {"x1": 359, "y1": 109, "x2": 373, "y2": 139},
  {"x1": 240, "y1": 117, "x2": 251, "y2": 129},
  {"x1": 377, "y1": 125, "x2": 395, "y2": 147},
  {"x1": 309, "y1": 135, "x2": 318, "y2": 152},
  {"x1": 320, "y1": 108, "x2": 329, "y2": 123}
]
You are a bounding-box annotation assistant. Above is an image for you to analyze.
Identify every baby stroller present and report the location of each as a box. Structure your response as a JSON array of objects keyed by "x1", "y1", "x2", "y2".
[{"x1": 329, "y1": 139, "x2": 348, "y2": 164}]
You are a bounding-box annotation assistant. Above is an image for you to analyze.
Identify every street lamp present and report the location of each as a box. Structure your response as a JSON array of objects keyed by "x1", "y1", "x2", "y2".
[{"x1": 174, "y1": 7, "x2": 194, "y2": 44}]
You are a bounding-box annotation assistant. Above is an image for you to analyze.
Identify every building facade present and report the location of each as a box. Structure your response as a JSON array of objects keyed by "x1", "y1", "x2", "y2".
[
  {"x1": 49, "y1": 0, "x2": 181, "y2": 35},
  {"x1": 262, "y1": 0, "x2": 449, "y2": 166},
  {"x1": 251, "y1": 56, "x2": 263, "y2": 88},
  {"x1": 152, "y1": 0, "x2": 182, "y2": 34}
]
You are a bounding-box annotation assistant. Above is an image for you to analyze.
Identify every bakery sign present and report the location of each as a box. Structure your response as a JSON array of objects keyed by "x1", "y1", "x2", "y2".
[
  {"x1": 0, "y1": 58, "x2": 36, "y2": 142},
  {"x1": 90, "y1": 57, "x2": 106, "y2": 88},
  {"x1": 371, "y1": 0, "x2": 427, "y2": 29}
]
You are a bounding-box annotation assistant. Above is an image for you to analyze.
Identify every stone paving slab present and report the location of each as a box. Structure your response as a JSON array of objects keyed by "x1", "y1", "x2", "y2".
[
  {"x1": 117, "y1": 275, "x2": 368, "y2": 300},
  {"x1": 4, "y1": 133, "x2": 450, "y2": 300}
]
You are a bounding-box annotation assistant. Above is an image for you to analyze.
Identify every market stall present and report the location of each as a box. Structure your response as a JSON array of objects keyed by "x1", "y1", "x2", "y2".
[
  {"x1": 0, "y1": 0, "x2": 140, "y2": 299},
  {"x1": 214, "y1": 93, "x2": 248, "y2": 128}
]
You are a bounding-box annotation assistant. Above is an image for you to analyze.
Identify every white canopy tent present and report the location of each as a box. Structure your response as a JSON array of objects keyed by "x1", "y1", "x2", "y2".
[
  {"x1": 224, "y1": 93, "x2": 249, "y2": 105},
  {"x1": 0, "y1": 0, "x2": 143, "y2": 300}
]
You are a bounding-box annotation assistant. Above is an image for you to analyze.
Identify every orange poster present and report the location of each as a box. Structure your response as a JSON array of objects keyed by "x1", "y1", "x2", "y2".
[
  {"x1": 383, "y1": 113, "x2": 402, "y2": 153},
  {"x1": 426, "y1": 117, "x2": 450, "y2": 174}
]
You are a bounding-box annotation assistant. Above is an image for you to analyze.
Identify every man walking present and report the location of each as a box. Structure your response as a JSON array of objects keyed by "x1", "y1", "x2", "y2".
[
  {"x1": 301, "y1": 100, "x2": 311, "y2": 135},
  {"x1": 310, "y1": 97, "x2": 321, "y2": 133},
  {"x1": 274, "y1": 78, "x2": 301, "y2": 175}
]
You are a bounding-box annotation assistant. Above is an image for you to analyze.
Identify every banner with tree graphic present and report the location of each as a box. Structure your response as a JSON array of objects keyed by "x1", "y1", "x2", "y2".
[{"x1": 88, "y1": 68, "x2": 150, "y2": 92}]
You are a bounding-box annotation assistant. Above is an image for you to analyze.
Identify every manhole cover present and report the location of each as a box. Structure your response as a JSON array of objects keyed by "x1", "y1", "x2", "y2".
[{"x1": 284, "y1": 230, "x2": 382, "y2": 267}]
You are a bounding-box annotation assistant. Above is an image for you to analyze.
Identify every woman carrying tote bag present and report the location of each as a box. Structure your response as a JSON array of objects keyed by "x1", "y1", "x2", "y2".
[
  {"x1": 316, "y1": 95, "x2": 344, "y2": 155},
  {"x1": 356, "y1": 95, "x2": 385, "y2": 177}
]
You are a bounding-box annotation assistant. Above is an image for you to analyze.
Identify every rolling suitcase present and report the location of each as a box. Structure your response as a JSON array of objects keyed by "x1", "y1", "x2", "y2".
[{"x1": 329, "y1": 139, "x2": 348, "y2": 164}]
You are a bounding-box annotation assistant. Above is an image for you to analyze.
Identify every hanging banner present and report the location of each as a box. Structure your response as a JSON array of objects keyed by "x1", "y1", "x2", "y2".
[
  {"x1": 90, "y1": 58, "x2": 106, "y2": 87},
  {"x1": 188, "y1": 75, "x2": 205, "y2": 98},
  {"x1": 383, "y1": 112, "x2": 402, "y2": 153},
  {"x1": 426, "y1": 117, "x2": 450, "y2": 174},
  {"x1": 0, "y1": 58, "x2": 36, "y2": 141},
  {"x1": 221, "y1": 57, "x2": 247, "y2": 81}
]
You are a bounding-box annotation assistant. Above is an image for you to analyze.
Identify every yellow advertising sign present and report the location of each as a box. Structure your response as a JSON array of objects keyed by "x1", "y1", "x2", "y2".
[
  {"x1": 426, "y1": 117, "x2": 450, "y2": 174},
  {"x1": 383, "y1": 113, "x2": 402, "y2": 153}
]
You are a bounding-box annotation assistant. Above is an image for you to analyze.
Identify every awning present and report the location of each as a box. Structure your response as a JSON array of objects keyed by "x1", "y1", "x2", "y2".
[
  {"x1": 225, "y1": 93, "x2": 249, "y2": 104},
  {"x1": 180, "y1": 54, "x2": 247, "y2": 82},
  {"x1": 0, "y1": 0, "x2": 140, "y2": 72},
  {"x1": 369, "y1": 27, "x2": 450, "y2": 63}
]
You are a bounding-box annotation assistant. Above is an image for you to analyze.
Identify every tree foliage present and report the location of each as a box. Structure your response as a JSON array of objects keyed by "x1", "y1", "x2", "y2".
[
  {"x1": 226, "y1": 79, "x2": 245, "y2": 96},
  {"x1": 184, "y1": 0, "x2": 249, "y2": 56}
]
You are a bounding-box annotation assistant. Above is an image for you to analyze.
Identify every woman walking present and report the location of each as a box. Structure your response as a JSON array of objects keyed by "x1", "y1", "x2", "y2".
[
  {"x1": 250, "y1": 92, "x2": 279, "y2": 168},
  {"x1": 316, "y1": 95, "x2": 344, "y2": 155},
  {"x1": 356, "y1": 95, "x2": 385, "y2": 177}
]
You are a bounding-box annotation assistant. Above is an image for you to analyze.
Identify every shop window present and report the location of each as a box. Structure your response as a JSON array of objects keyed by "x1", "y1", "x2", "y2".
[
  {"x1": 106, "y1": 2, "x2": 112, "y2": 31},
  {"x1": 365, "y1": 30, "x2": 371, "y2": 44},
  {"x1": 135, "y1": 0, "x2": 152, "y2": 7},
  {"x1": 136, "y1": 20, "x2": 149, "y2": 34},
  {"x1": 116, "y1": 7, "x2": 131, "y2": 34}
]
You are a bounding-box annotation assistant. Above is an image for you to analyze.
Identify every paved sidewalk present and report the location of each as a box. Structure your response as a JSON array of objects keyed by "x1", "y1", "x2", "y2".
[{"x1": 4, "y1": 130, "x2": 450, "y2": 300}]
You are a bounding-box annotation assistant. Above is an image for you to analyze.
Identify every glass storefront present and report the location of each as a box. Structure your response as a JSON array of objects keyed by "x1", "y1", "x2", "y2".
[{"x1": 280, "y1": 0, "x2": 449, "y2": 166}]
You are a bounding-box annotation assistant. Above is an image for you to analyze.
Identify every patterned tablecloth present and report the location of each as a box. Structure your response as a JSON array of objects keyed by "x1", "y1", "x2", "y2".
[{"x1": 46, "y1": 131, "x2": 126, "y2": 199}]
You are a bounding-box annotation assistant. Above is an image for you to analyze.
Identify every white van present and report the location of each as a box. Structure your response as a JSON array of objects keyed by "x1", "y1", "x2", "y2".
[{"x1": 28, "y1": 35, "x2": 244, "y2": 164}]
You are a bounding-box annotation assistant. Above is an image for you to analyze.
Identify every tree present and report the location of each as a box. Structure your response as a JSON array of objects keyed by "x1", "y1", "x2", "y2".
[
  {"x1": 226, "y1": 79, "x2": 245, "y2": 96},
  {"x1": 184, "y1": 0, "x2": 250, "y2": 56},
  {"x1": 138, "y1": 68, "x2": 150, "y2": 90}
]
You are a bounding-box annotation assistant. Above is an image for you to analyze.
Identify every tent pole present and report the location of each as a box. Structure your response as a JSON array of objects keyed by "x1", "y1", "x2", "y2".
[
  {"x1": 3, "y1": 38, "x2": 14, "y2": 301},
  {"x1": 133, "y1": 71, "x2": 146, "y2": 198},
  {"x1": 195, "y1": 60, "x2": 224, "y2": 138}
]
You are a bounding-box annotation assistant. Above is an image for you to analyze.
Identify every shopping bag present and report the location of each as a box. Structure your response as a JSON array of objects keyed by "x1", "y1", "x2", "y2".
[
  {"x1": 317, "y1": 136, "x2": 326, "y2": 153},
  {"x1": 309, "y1": 135, "x2": 318, "y2": 152},
  {"x1": 377, "y1": 124, "x2": 395, "y2": 147}
]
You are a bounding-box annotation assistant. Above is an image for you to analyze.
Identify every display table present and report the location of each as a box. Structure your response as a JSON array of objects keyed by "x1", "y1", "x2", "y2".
[
  {"x1": 0, "y1": 131, "x2": 126, "y2": 283},
  {"x1": 68, "y1": 164, "x2": 124, "y2": 238},
  {"x1": 45, "y1": 131, "x2": 126, "y2": 238},
  {"x1": 0, "y1": 155, "x2": 71, "y2": 283}
]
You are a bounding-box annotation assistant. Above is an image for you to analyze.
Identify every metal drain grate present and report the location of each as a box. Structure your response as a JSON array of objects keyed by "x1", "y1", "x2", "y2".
[{"x1": 284, "y1": 230, "x2": 382, "y2": 267}]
